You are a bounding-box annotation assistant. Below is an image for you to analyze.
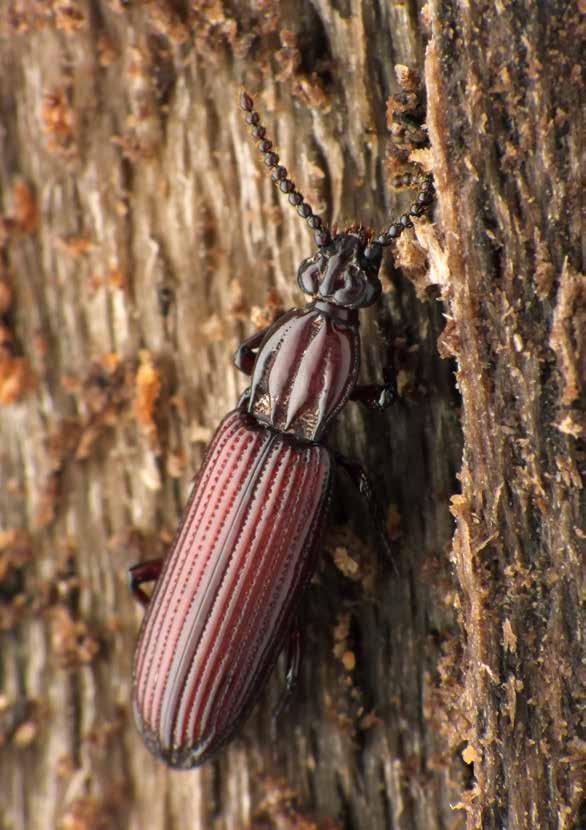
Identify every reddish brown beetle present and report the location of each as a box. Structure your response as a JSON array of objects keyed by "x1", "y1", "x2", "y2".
[{"x1": 129, "y1": 91, "x2": 434, "y2": 768}]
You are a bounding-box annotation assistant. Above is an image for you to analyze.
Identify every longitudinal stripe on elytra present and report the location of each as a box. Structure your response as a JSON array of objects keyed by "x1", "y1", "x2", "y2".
[
  {"x1": 168, "y1": 434, "x2": 286, "y2": 746},
  {"x1": 134, "y1": 410, "x2": 243, "y2": 696},
  {"x1": 152, "y1": 421, "x2": 267, "y2": 739},
  {"x1": 136, "y1": 412, "x2": 256, "y2": 727},
  {"x1": 194, "y1": 445, "x2": 310, "y2": 740},
  {"x1": 135, "y1": 415, "x2": 242, "y2": 721}
]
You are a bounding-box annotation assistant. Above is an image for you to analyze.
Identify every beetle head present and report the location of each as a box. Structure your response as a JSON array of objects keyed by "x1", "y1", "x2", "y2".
[{"x1": 297, "y1": 232, "x2": 383, "y2": 309}]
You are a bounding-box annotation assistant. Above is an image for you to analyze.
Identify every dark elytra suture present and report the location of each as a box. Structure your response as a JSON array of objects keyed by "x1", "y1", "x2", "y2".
[{"x1": 129, "y1": 90, "x2": 434, "y2": 768}]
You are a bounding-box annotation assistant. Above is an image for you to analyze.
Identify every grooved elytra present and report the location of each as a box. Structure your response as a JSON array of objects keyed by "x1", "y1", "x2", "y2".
[{"x1": 132, "y1": 408, "x2": 331, "y2": 768}]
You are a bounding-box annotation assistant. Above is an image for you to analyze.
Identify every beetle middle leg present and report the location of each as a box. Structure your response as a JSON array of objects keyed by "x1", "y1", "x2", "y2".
[
  {"x1": 335, "y1": 454, "x2": 396, "y2": 570},
  {"x1": 350, "y1": 367, "x2": 397, "y2": 410},
  {"x1": 128, "y1": 558, "x2": 163, "y2": 607}
]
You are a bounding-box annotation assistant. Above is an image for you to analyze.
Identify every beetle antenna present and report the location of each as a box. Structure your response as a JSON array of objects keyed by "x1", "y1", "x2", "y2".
[
  {"x1": 240, "y1": 90, "x2": 331, "y2": 247},
  {"x1": 374, "y1": 172, "x2": 435, "y2": 246}
]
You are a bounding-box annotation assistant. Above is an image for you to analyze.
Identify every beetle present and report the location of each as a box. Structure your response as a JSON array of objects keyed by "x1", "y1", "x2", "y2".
[{"x1": 129, "y1": 91, "x2": 434, "y2": 768}]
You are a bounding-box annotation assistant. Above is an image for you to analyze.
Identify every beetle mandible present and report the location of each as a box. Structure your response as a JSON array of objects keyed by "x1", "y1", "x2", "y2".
[{"x1": 129, "y1": 91, "x2": 434, "y2": 768}]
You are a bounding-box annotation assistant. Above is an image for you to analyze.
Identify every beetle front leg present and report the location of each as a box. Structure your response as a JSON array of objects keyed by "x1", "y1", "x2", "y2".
[
  {"x1": 128, "y1": 558, "x2": 163, "y2": 608},
  {"x1": 233, "y1": 327, "x2": 271, "y2": 376},
  {"x1": 350, "y1": 367, "x2": 397, "y2": 410}
]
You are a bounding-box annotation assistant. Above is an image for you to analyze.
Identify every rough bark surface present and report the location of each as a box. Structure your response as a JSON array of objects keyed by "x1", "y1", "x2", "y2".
[{"x1": 0, "y1": 3, "x2": 583, "y2": 830}]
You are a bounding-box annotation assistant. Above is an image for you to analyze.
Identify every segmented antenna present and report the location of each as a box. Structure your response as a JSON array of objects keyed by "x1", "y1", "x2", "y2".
[
  {"x1": 239, "y1": 91, "x2": 331, "y2": 247},
  {"x1": 374, "y1": 172, "x2": 435, "y2": 246},
  {"x1": 239, "y1": 90, "x2": 435, "y2": 251}
]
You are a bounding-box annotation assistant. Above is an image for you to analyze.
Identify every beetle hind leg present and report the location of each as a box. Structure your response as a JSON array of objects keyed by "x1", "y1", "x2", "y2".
[
  {"x1": 335, "y1": 454, "x2": 397, "y2": 573},
  {"x1": 272, "y1": 622, "x2": 303, "y2": 720},
  {"x1": 128, "y1": 558, "x2": 163, "y2": 607}
]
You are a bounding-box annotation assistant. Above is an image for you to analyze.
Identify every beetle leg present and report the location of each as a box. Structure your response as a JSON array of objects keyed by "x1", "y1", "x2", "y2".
[
  {"x1": 284, "y1": 624, "x2": 302, "y2": 697},
  {"x1": 272, "y1": 622, "x2": 303, "y2": 720},
  {"x1": 350, "y1": 367, "x2": 397, "y2": 410},
  {"x1": 237, "y1": 387, "x2": 252, "y2": 409},
  {"x1": 233, "y1": 326, "x2": 271, "y2": 376},
  {"x1": 335, "y1": 455, "x2": 396, "y2": 570},
  {"x1": 128, "y1": 558, "x2": 163, "y2": 607}
]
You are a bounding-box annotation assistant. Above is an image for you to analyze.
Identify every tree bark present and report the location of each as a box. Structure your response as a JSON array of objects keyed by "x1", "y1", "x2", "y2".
[{"x1": 0, "y1": 3, "x2": 583, "y2": 830}]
